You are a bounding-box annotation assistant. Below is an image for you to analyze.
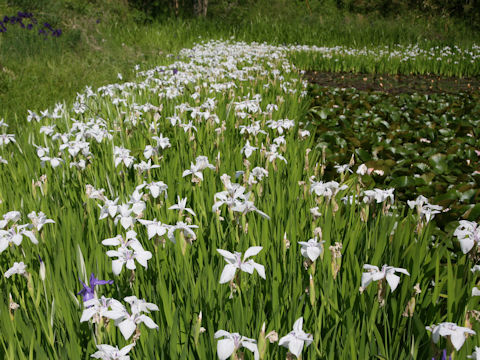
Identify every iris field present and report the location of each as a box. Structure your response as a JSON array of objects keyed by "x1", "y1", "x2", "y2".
[{"x1": 1, "y1": 20, "x2": 480, "y2": 360}]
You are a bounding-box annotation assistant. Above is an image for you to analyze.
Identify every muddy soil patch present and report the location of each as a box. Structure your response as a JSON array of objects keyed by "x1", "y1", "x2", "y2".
[{"x1": 304, "y1": 70, "x2": 480, "y2": 95}]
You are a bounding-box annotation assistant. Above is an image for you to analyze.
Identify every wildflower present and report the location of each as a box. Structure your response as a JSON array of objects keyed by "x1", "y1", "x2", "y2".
[
  {"x1": 114, "y1": 204, "x2": 136, "y2": 229},
  {"x1": 40, "y1": 156, "x2": 64, "y2": 168},
  {"x1": 114, "y1": 146, "x2": 135, "y2": 168},
  {"x1": 408, "y1": 195, "x2": 443, "y2": 223},
  {"x1": 356, "y1": 164, "x2": 368, "y2": 175},
  {"x1": 138, "y1": 219, "x2": 168, "y2": 239},
  {"x1": 4, "y1": 262, "x2": 28, "y2": 278},
  {"x1": 98, "y1": 198, "x2": 119, "y2": 220},
  {"x1": 106, "y1": 242, "x2": 152, "y2": 276},
  {"x1": 124, "y1": 296, "x2": 159, "y2": 314},
  {"x1": 91, "y1": 343, "x2": 135, "y2": 360},
  {"x1": 298, "y1": 237, "x2": 325, "y2": 262},
  {"x1": 266, "y1": 119, "x2": 295, "y2": 134},
  {"x1": 250, "y1": 167, "x2": 268, "y2": 182},
  {"x1": 152, "y1": 134, "x2": 171, "y2": 149},
  {"x1": 0, "y1": 211, "x2": 21, "y2": 229},
  {"x1": 0, "y1": 134, "x2": 15, "y2": 146},
  {"x1": 86, "y1": 185, "x2": 106, "y2": 200},
  {"x1": 167, "y1": 221, "x2": 198, "y2": 244},
  {"x1": 334, "y1": 164, "x2": 353, "y2": 174},
  {"x1": 362, "y1": 188, "x2": 395, "y2": 204},
  {"x1": 299, "y1": 129, "x2": 310, "y2": 139},
  {"x1": 217, "y1": 246, "x2": 265, "y2": 283},
  {"x1": 360, "y1": 264, "x2": 409, "y2": 292},
  {"x1": 310, "y1": 179, "x2": 347, "y2": 198},
  {"x1": 0, "y1": 225, "x2": 38, "y2": 253},
  {"x1": 214, "y1": 330, "x2": 259, "y2": 360},
  {"x1": 169, "y1": 196, "x2": 196, "y2": 217},
  {"x1": 231, "y1": 200, "x2": 270, "y2": 220},
  {"x1": 182, "y1": 156, "x2": 215, "y2": 181},
  {"x1": 241, "y1": 140, "x2": 257, "y2": 158},
  {"x1": 27, "y1": 211, "x2": 55, "y2": 231},
  {"x1": 81, "y1": 296, "x2": 125, "y2": 323},
  {"x1": 426, "y1": 322, "x2": 475, "y2": 351},
  {"x1": 454, "y1": 220, "x2": 480, "y2": 254},
  {"x1": 134, "y1": 160, "x2": 160, "y2": 173},
  {"x1": 265, "y1": 144, "x2": 287, "y2": 164},
  {"x1": 77, "y1": 273, "x2": 113, "y2": 302},
  {"x1": 105, "y1": 296, "x2": 159, "y2": 340},
  {"x1": 143, "y1": 181, "x2": 168, "y2": 199},
  {"x1": 279, "y1": 317, "x2": 313, "y2": 359}
]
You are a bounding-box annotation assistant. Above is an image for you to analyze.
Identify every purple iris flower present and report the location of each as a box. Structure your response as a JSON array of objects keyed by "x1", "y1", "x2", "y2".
[
  {"x1": 77, "y1": 273, "x2": 113, "y2": 302},
  {"x1": 173, "y1": 68, "x2": 178, "y2": 75}
]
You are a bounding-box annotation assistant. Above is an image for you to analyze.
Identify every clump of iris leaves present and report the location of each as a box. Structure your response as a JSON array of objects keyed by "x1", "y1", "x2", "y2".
[
  {"x1": 308, "y1": 85, "x2": 480, "y2": 233},
  {"x1": 0, "y1": 11, "x2": 62, "y2": 38}
]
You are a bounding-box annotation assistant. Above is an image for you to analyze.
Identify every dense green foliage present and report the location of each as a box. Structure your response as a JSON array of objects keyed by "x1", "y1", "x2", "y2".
[
  {"x1": 1, "y1": 2, "x2": 480, "y2": 359},
  {"x1": 308, "y1": 86, "x2": 480, "y2": 230},
  {"x1": 1, "y1": 39, "x2": 479, "y2": 360}
]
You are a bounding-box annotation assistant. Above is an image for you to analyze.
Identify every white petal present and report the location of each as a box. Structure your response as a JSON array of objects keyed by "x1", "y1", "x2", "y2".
[
  {"x1": 243, "y1": 246, "x2": 263, "y2": 260},
  {"x1": 459, "y1": 238, "x2": 475, "y2": 254},
  {"x1": 217, "y1": 249, "x2": 236, "y2": 263},
  {"x1": 219, "y1": 264, "x2": 237, "y2": 284},
  {"x1": 102, "y1": 237, "x2": 120, "y2": 246},
  {"x1": 386, "y1": 273, "x2": 400, "y2": 292},
  {"x1": 214, "y1": 330, "x2": 231, "y2": 339},
  {"x1": 288, "y1": 337, "x2": 304, "y2": 358},
  {"x1": 242, "y1": 341, "x2": 259, "y2": 358},
  {"x1": 112, "y1": 259, "x2": 124, "y2": 275},
  {"x1": 306, "y1": 246, "x2": 321, "y2": 262},
  {"x1": 104, "y1": 309, "x2": 126, "y2": 321},
  {"x1": 80, "y1": 307, "x2": 97, "y2": 322},
  {"x1": 120, "y1": 217, "x2": 133, "y2": 230},
  {"x1": 279, "y1": 334, "x2": 292, "y2": 347},
  {"x1": 118, "y1": 319, "x2": 137, "y2": 340},
  {"x1": 126, "y1": 259, "x2": 136, "y2": 270},
  {"x1": 253, "y1": 262, "x2": 266, "y2": 279},
  {"x1": 293, "y1": 317, "x2": 304, "y2": 332},
  {"x1": 450, "y1": 330, "x2": 466, "y2": 351},
  {"x1": 23, "y1": 231, "x2": 38, "y2": 244},
  {"x1": 394, "y1": 267, "x2": 410, "y2": 276},
  {"x1": 240, "y1": 262, "x2": 255, "y2": 274},
  {"x1": 138, "y1": 315, "x2": 158, "y2": 329},
  {"x1": 119, "y1": 343, "x2": 135, "y2": 356},
  {"x1": 217, "y1": 338, "x2": 235, "y2": 360},
  {"x1": 361, "y1": 273, "x2": 374, "y2": 289}
]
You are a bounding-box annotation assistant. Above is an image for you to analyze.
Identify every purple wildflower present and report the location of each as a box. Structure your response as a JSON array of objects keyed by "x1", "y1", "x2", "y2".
[
  {"x1": 173, "y1": 68, "x2": 178, "y2": 75},
  {"x1": 77, "y1": 273, "x2": 113, "y2": 302}
]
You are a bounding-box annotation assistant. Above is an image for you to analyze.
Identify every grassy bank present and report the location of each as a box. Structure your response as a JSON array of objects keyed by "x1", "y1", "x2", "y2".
[{"x1": 1, "y1": 0, "x2": 480, "y2": 126}]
